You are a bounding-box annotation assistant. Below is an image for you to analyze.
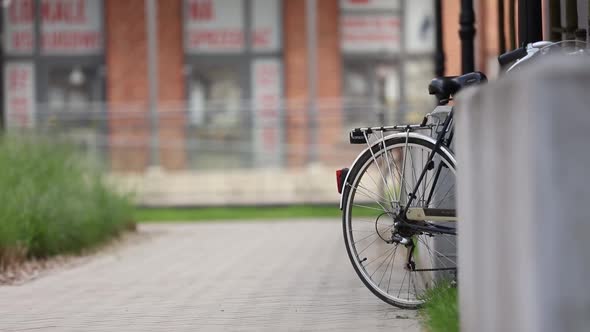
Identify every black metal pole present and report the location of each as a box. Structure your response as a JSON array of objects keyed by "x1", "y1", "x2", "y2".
[
  {"x1": 549, "y1": 0, "x2": 561, "y2": 41},
  {"x1": 434, "y1": 0, "x2": 445, "y2": 77},
  {"x1": 509, "y1": 0, "x2": 516, "y2": 49},
  {"x1": 518, "y1": 0, "x2": 542, "y2": 45},
  {"x1": 498, "y1": 0, "x2": 506, "y2": 54},
  {"x1": 560, "y1": 0, "x2": 577, "y2": 40},
  {"x1": 459, "y1": 0, "x2": 476, "y2": 74}
]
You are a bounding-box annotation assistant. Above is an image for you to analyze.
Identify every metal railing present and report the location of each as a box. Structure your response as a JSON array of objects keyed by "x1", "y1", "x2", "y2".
[{"x1": 4, "y1": 98, "x2": 435, "y2": 205}]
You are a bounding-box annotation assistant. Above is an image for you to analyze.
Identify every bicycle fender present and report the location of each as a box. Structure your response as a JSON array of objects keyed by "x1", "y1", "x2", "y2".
[{"x1": 338, "y1": 132, "x2": 456, "y2": 210}]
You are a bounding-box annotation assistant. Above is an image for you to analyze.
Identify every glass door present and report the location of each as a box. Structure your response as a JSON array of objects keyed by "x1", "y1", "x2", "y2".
[
  {"x1": 38, "y1": 62, "x2": 106, "y2": 164},
  {"x1": 186, "y1": 60, "x2": 252, "y2": 169}
]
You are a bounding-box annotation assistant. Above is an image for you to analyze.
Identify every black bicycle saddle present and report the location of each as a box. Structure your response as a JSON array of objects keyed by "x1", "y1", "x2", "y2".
[{"x1": 428, "y1": 72, "x2": 487, "y2": 103}]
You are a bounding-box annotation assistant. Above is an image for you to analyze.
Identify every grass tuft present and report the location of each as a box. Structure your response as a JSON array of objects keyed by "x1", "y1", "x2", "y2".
[
  {"x1": 420, "y1": 281, "x2": 459, "y2": 332},
  {"x1": 0, "y1": 135, "x2": 134, "y2": 267}
]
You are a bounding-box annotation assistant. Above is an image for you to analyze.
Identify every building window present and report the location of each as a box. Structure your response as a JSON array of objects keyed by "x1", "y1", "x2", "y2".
[
  {"x1": 343, "y1": 60, "x2": 400, "y2": 127},
  {"x1": 3, "y1": 0, "x2": 105, "y2": 131},
  {"x1": 340, "y1": 0, "x2": 435, "y2": 127},
  {"x1": 47, "y1": 66, "x2": 103, "y2": 125},
  {"x1": 183, "y1": 0, "x2": 283, "y2": 169},
  {"x1": 188, "y1": 64, "x2": 243, "y2": 128}
]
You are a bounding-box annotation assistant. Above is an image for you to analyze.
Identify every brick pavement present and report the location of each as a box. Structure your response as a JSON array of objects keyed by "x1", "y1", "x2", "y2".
[{"x1": 0, "y1": 220, "x2": 421, "y2": 331}]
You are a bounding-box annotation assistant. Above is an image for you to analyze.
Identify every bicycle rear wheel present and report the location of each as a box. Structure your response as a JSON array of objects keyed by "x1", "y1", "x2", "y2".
[{"x1": 342, "y1": 135, "x2": 457, "y2": 309}]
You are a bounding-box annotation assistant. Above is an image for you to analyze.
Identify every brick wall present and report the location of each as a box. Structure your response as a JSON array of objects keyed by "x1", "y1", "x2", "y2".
[
  {"x1": 284, "y1": 0, "x2": 309, "y2": 167},
  {"x1": 105, "y1": 0, "x2": 150, "y2": 172},
  {"x1": 316, "y1": 0, "x2": 342, "y2": 165},
  {"x1": 443, "y1": 1, "x2": 499, "y2": 76},
  {"x1": 157, "y1": 0, "x2": 187, "y2": 170},
  {"x1": 284, "y1": 0, "x2": 342, "y2": 167},
  {"x1": 442, "y1": 1, "x2": 461, "y2": 76},
  {"x1": 106, "y1": 0, "x2": 186, "y2": 172},
  {"x1": 105, "y1": 0, "x2": 344, "y2": 171},
  {"x1": 478, "y1": 0, "x2": 500, "y2": 77}
]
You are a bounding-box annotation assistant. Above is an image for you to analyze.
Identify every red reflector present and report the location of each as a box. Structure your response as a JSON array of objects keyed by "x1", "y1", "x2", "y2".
[
  {"x1": 336, "y1": 168, "x2": 348, "y2": 194},
  {"x1": 336, "y1": 170, "x2": 343, "y2": 194}
]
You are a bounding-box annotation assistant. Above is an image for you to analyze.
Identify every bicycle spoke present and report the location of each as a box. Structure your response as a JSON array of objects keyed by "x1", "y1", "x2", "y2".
[
  {"x1": 424, "y1": 168, "x2": 453, "y2": 206},
  {"x1": 416, "y1": 237, "x2": 448, "y2": 270},
  {"x1": 408, "y1": 270, "x2": 412, "y2": 301},
  {"x1": 364, "y1": 244, "x2": 397, "y2": 268},
  {"x1": 421, "y1": 149, "x2": 427, "y2": 206},
  {"x1": 397, "y1": 270, "x2": 408, "y2": 298},
  {"x1": 421, "y1": 160, "x2": 443, "y2": 203},
  {"x1": 357, "y1": 235, "x2": 383, "y2": 256},
  {"x1": 352, "y1": 203, "x2": 387, "y2": 212},
  {"x1": 387, "y1": 148, "x2": 413, "y2": 203},
  {"x1": 427, "y1": 192, "x2": 456, "y2": 209},
  {"x1": 417, "y1": 237, "x2": 456, "y2": 266},
  {"x1": 428, "y1": 184, "x2": 456, "y2": 207},
  {"x1": 378, "y1": 245, "x2": 398, "y2": 286},
  {"x1": 409, "y1": 148, "x2": 419, "y2": 206},
  {"x1": 352, "y1": 218, "x2": 387, "y2": 224},
  {"x1": 363, "y1": 132, "x2": 391, "y2": 195},
  {"x1": 370, "y1": 245, "x2": 399, "y2": 278},
  {"x1": 411, "y1": 271, "x2": 420, "y2": 299},
  {"x1": 380, "y1": 131, "x2": 398, "y2": 203},
  {"x1": 353, "y1": 231, "x2": 379, "y2": 245},
  {"x1": 354, "y1": 182, "x2": 391, "y2": 207},
  {"x1": 386, "y1": 245, "x2": 398, "y2": 294}
]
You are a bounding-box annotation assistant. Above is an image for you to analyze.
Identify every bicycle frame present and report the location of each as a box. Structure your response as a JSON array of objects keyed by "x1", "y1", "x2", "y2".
[
  {"x1": 397, "y1": 108, "x2": 457, "y2": 236},
  {"x1": 402, "y1": 108, "x2": 454, "y2": 214}
]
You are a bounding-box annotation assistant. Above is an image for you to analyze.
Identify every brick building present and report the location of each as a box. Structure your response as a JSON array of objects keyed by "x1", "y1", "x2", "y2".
[{"x1": 9, "y1": 0, "x2": 555, "y2": 172}]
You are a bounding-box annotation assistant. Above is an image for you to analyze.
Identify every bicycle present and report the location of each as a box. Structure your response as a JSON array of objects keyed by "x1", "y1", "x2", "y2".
[{"x1": 334, "y1": 40, "x2": 577, "y2": 309}]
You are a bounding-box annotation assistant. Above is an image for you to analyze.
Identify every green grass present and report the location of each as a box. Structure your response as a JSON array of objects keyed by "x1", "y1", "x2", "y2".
[
  {"x1": 0, "y1": 135, "x2": 134, "y2": 267},
  {"x1": 135, "y1": 205, "x2": 344, "y2": 222},
  {"x1": 420, "y1": 282, "x2": 459, "y2": 332}
]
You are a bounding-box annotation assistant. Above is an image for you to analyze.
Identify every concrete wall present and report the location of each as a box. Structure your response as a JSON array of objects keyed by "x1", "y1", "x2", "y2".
[
  {"x1": 456, "y1": 56, "x2": 590, "y2": 331},
  {"x1": 111, "y1": 166, "x2": 341, "y2": 207}
]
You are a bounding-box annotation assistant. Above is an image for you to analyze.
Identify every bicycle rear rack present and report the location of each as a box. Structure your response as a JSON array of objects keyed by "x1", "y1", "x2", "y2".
[
  {"x1": 349, "y1": 106, "x2": 452, "y2": 144},
  {"x1": 349, "y1": 124, "x2": 434, "y2": 144}
]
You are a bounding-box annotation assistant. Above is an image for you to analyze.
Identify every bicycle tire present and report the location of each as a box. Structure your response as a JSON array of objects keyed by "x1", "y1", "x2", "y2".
[{"x1": 342, "y1": 135, "x2": 457, "y2": 309}]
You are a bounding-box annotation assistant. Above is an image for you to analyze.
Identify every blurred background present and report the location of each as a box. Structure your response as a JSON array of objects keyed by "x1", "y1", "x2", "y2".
[{"x1": 1, "y1": 0, "x2": 588, "y2": 207}]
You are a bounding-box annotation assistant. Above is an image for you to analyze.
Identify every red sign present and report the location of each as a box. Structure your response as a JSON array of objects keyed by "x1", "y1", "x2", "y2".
[
  {"x1": 252, "y1": 0, "x2": 280, "y2": 52},
  {"x1": 41, "y1": 0, "x2": 103, "y2": 54},
  {"x1": 252, "y1": 59, "x2": 282, "y2": 162},
  {"x1": 341, "y1": 14, "x2": 400, "y2": 53},
  {"x1": 340, "y1": 0, "x2": 400, "y2": 10},
  {"x1": 3, "y1": 0, "x2": 103, "y2": 55},
  {"x1": 184, "y1": 0, "x2": 244, "y2": 53},
  {"x1": 41, "y1": 0, "x2": 87, "y2": 23},
  {"x1": 4, "y1": 0, "x2": 34, "y2": 54},
  {"x1": 4, "y1": 62, "x2": 36, "y2": 128},
  {"x1": 188, "y1": 0, "x2": 214, "y2": 20}
]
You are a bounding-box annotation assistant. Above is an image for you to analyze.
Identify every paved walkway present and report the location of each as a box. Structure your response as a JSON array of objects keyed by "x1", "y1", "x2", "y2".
[{"x1": 0, "y1": 220, "x2": 421, "y2": 331}]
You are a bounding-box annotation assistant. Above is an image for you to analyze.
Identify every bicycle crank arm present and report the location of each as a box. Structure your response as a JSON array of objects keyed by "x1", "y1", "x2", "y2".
[{"x1": 406, "y1": 208, "x2": 457, "y2": 222}]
